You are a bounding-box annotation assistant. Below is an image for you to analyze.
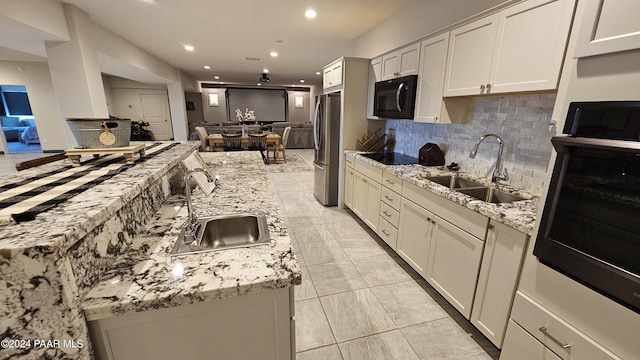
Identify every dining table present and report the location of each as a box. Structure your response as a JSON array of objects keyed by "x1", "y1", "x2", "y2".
[{"x1": 206, "y1": 133, "x2": 281, "y2": 149}]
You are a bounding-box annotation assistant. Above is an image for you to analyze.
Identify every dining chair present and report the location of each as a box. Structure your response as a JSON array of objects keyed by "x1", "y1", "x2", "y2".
[
  {"x1": 195, "y1": 126, "x2": 211, "y2": 151},
  {"x1": 248, "y1": 132, "x2": 268, "y2": 164},
  {"x1": 267, "y1": 126, "x2": 291, "y2": 163},
  {"x1": 221, "y1": 132, "x2": 243, "y2": 151}
]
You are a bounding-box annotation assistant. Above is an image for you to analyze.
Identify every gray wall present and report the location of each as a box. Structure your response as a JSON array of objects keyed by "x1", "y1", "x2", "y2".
[
  {"x1": 201, "y1": 88, "x2": 228, "y2": 124},
  {"x1": 386, "y1": 93, "x2": 556, "y2": 195},
  {"x1": 287, "y1": 90, "x2": 311, "y2": 123},
  {"x1": 184, "y1": 91, "x2": 204, "y2": 133}
]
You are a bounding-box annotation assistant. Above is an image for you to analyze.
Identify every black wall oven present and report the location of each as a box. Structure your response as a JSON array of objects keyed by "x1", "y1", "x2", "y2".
[
  {"x1": 535, "y1": 101, "x2": 640, "y2": 313},
  {"x1": 373, "y1": 75, "x2": 418, "y2": 119}
]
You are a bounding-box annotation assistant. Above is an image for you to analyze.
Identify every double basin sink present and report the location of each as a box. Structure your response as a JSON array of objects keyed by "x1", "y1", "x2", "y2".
[
  {"x1": 423, "y1": 175, "x2": 525, "y2": 203},
  {"x1": 171, "y1": 214, "x2": 271, "y2": 255}
]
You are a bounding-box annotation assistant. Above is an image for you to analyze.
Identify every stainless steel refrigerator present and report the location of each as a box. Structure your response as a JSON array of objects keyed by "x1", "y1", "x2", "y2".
[{"x1": 313, "y1": 92, "x2": 341, "y2": 206}]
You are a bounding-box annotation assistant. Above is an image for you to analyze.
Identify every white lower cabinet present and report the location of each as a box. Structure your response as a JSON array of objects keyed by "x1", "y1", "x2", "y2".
[
  {"x1": 471, "y1": 221, "x2": 528, "y2": 348},
  {"x1": 378, "y1": 216, "x2": 398, "y2": 249},
  {"x1": 426, "y1": 215, "x2": 484, "y2": 319},
  {"x1": 88, "y1": 287, "x2": 294, "y2": 360},
  {"x1": 396, "y1": 198, "x2": 434, "y2": 276},
  {"x1": 349, "y1": 159, "x2": 382, "y2": 233},
  {"x1": 501, "y1": 320, "x2": 562, "y2": 360},
  {"x1": 502, "y1": 292, "x2": 623, "y2": 360},
  {"x1": 344, "y1": 164, "x2": 355, "y2": 209},
  {"x1": 363, "y1": 178, "x2": 382, "y2": 232}
]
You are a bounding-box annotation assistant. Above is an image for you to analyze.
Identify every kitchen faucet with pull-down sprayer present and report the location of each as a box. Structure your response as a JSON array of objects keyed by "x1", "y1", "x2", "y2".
[{"x1": 469, "y1": 134, "x2": 509, "y2": 183}]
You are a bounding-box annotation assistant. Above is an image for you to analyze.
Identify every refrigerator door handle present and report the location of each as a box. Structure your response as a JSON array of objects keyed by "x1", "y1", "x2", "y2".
[{"x1": 313, "y1": 99, "x2": 321, "y2": 151}]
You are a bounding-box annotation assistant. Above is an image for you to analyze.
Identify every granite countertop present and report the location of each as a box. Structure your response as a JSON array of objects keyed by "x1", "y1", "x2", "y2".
[
  {"x1": 346, "y1": 151, "x2": 540, "y2": 235},
  {"x1": 81, "y1": 151, "x2": 301, "y2": 321},
  {"x1": 0, "y1": 142, "x2": 198, "y2": 251}
]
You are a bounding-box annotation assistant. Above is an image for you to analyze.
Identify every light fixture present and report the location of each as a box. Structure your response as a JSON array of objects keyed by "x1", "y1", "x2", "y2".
[
  {"x1": 259, "y1": 73, "x2": 270, "y2": 83},
  {"x1": 270, "y1": 51, "x2": 278, "y2": 57},
  {"x1": 204, "y1": 65, "x2": 211, "y2": 69},
  {"x1": 305, "y1": 9, "x2": 317, "y2": 18},
  {"x1": 213, "y1": 75, "x2": 220, "y2": 79},
  {"x1": 315, "y1": 71, "x2": 321, "y2": 75},
  {"x1": 263, "y1": 68, "x2": 269, "y2": 73},
  {"x1": 299, "y1": 79, "x2": 305, "y2": 83},
  {"x1": 184, "y1": 45, "x2": 194, "y2": 51},
  {"x1": 295, "y1": 96, "x2": 304, "y2": 109},
  {"x1": 208, "y1": 93, "x2": 219, "y2": 107}
]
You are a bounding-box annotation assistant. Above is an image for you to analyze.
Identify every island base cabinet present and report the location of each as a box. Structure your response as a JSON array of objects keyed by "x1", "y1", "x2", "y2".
[
  {"x1": 426, "y1": 217, "x2": 484, "y2": 319},
  {"x1": 88, "y1": 287, "x2": 294, "y2": 360}
]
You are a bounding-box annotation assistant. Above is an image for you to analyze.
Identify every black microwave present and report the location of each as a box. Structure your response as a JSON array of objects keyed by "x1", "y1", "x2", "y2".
[{"x1": 373, "y1": 75, "x2": 418, "y2": 119}]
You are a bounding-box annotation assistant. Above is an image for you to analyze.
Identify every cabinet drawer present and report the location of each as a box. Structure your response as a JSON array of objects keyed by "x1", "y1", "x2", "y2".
[
  {"x1": 382, "y1": 171, "x2": 402, "y2": 193},
  {"x1": 510, "y1": 292, "x2": 621, "y2": 360},
  {"x1": 402, "y1": 180, "x2": 488, "y2": 239},
  {"x1": 355, "y1": 158, "x2": 383, "y2": 183},
  {"x1": 378, "y1": 216, "x2": 398, "y2": 249},
  {"x1": 379, "y1": 202, "x2": 399, "y2": 228},
  {"x1": 381, "y1": 186, "x2": 401, "y2": 210}
]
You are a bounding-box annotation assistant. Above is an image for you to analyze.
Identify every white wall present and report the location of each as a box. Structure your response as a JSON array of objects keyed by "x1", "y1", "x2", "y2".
[
  {"x1": 0, "y1": 60, "x2": 68, "y2": 151},
  {"x1": 354, "y1": 0, "x2": 513, "y2": 58}
]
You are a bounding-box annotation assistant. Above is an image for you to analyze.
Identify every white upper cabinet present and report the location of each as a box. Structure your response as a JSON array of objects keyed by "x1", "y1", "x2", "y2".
[
  {"x1": 489, "y1": 0, "x2": 575, "y2": 93},
  {"x1": 367, "y1": 56, "x2": 383, "y2": 119},
  {"x1": 574, "y1": 0, "x2": 640, "y2": 58},
  {"x1": 444, "y1": 13, "x2": 499, "y2": 96},
  {"x1": 381, "y1": 43, "x2": 420, "y2": 80},
  {"x1": 444, "y1": 0, "x2": 575, "y2": 96},
  {"x1": 323, "y1": 60, "x2": 343, "y2": 89},
  {"x1": 414, "y1": 32, "x2": 450, "y2": 123}
]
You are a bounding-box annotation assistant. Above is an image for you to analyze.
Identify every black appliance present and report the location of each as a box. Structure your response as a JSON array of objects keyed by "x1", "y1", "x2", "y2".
[
  {"x1": 418, "y1": 143, "x2": 445, "y2": 166},
  {"x1": 534, "y1": 101, "x2": 640, "y2": 313},
  {"x1": 361, "y1": 152, "x2": 419, "y2": 165},
  {"x1": 373, "y1": 75, "x2": 418, "y2": 119}
]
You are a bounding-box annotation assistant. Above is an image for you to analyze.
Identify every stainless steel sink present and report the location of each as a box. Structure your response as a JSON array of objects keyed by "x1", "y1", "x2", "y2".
[
  {"x1": 171, "y1": 214, "x2": 270, "y2": 255},
  {"x1": 425, "y1": 175, "x2": 485, "y2": 189},
  {"x1": 456, "y1": 187, "x2": 525, "y2": 204}
]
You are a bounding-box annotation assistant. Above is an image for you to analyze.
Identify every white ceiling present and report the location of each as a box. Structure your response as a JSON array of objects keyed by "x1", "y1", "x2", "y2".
[{"x1": 60, "y1": 0, "x2": 411, "y2": 87}]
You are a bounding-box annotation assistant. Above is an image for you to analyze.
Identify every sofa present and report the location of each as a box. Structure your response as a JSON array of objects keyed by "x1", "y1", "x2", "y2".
[
  {"x1": 1, "y1": 116, "x2": 40, "y2": 145},
  {"x1": 191, "y1": 122, "x2": 314, "y2": 149}
]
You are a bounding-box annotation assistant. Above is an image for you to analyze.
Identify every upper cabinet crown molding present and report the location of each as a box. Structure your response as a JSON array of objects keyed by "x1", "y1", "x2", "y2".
[
  {"x1": 444, "y1": 0, "x2": 576, "y2": 97},
  {"x1": 574, "y1": 0, "x2": 640, "y2": 58}
]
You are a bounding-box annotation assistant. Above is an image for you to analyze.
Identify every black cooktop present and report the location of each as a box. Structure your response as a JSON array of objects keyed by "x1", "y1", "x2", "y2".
[{"x1": 361, "y1": 152, "x2": 419, "y2": 165}]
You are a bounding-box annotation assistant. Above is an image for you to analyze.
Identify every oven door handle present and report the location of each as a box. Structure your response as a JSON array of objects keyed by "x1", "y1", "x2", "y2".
[{"x1": 552, "y1": 136, "x2": 640, "y2": 152}]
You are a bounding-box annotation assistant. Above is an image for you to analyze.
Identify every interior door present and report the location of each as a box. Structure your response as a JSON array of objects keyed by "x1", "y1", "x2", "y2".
[{"x1": 140, "y1": 94, "x2": 172, "y2": 140}]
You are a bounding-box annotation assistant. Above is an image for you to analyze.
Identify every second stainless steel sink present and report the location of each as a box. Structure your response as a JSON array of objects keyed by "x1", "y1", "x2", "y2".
[
  {"x1": 456, "y1": 187, "x2": 525, "y2": 204},
  {"x1": 171, "y1": 214, "x2": 270, "y2": 255}
]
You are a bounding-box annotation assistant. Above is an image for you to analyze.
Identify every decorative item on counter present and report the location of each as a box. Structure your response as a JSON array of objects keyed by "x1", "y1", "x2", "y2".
[
  {"x1": 235, "y1": 108, "x2": 256, "y2": 136},
  {"x1": 356, "y1": 127, "x2": 388, "y2": 152},
  {"x1": 418, "y1": 142, "x2": 446, "y2": 166},
  {"x1": 447, "y1": 162, "x2": 460, "y2": 171},
  {"x1": 66, "y1": 118, "x2": 131, "y2": 149}
]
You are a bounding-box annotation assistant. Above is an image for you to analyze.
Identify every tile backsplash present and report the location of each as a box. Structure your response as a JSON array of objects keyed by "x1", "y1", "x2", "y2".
[{"x1": 384, "y1": 93, "x2": 557, "y2": 195}]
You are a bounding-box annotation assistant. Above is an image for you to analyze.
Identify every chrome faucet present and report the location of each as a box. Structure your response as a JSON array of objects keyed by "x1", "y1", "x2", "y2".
[
  {"x1": 469, "y1": 134, "x2": 509, "y2": 183},
  {"x1": 184, "y1": 168, "x2": 214, "y2": 243}
]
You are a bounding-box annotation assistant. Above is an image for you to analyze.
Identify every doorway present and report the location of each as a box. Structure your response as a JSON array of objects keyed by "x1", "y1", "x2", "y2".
[{"x1": 0, "y1": 85, "x2": 42, "y2": 154}]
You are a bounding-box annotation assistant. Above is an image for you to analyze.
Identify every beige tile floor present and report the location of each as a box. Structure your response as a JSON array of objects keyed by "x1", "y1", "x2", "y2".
[{"x1": 268, "y1": 150, "x2": 500, "y2": 360}]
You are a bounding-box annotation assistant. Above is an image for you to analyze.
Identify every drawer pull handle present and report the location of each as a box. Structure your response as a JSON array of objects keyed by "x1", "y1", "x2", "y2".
[
  {"x1": 386, "y1": 179, "x2": 395, "y2": 184},
  {"x1": 381, "y1": 229, "x2": 390, "y2": 235},
  {"x1": 383, "y1": 211, "x2": 392, "y2": 217},
  {"x1": 384, "y1": 195, "x2": 393, "y2": 201},
  {"x1": 539, "y1": 327, "x2": 571, "y2": 349}
]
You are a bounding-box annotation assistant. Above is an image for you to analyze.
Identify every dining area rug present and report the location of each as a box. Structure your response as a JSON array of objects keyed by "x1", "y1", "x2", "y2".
[{"x1": 265, "y1": 153, "x2": 313, "y2": 173}]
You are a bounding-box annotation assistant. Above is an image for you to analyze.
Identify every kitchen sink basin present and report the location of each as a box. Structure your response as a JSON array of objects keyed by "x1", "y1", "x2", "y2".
[
  {"x1": 425, "y1": 175, "x2": 485, "y2": 189},
  {"x1": 456, "y1": 187, "x2": 525, "y2": 204},
  {"x1": 171, "y1": 214, "x2": 270, "y2": 255}
]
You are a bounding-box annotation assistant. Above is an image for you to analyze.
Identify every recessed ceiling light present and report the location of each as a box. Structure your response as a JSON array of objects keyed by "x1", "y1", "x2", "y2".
[
  {"x1": 214, "y1": 76, "x2": 220, "y2": 79},
  {"x1": 300, "y1": 79, "x2": 305, "y2": 83},
  {"x1": 184, "y1": 45, "x2": 194, "y2": 51},
  {"x1": 204, "y1": 65, "x2": 211, "y2": 69},
  {"x1": 305, "y1": 9, "x2": 317, "y2": 18},
  {"x1": 315, "y1": 71, "x2": 321, "y2": 75},
  {"x1": 270, "y1": 51, "x2": 278, "y2": 57},
  {"x1": 263, "y1": 68, "x2": 269, "y2": 73},
  {"x1": 257, "y1": 83, "x2": 262, "y2": 86}
]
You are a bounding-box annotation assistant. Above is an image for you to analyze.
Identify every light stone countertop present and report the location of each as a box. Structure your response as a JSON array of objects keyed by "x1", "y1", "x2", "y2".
[
  {"x1": 346, "y1": 151, "x2": 540, "y2": 235},
  {"x1": 81, "y1": 151, "x2": 301, "y2": 321}
]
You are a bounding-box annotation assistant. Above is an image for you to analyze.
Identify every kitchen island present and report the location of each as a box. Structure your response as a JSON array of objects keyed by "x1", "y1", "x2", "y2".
[{"x1": 0, "y1": 144, "x2": 300, "y2": 359}]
